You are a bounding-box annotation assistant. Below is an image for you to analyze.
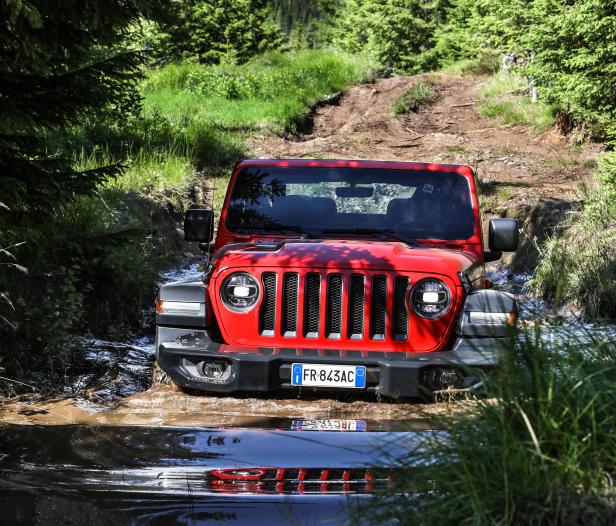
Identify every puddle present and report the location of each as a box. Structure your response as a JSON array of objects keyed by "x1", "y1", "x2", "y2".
[{"x1": 0, "y1": 423, "x2": 428, "y2": 525}]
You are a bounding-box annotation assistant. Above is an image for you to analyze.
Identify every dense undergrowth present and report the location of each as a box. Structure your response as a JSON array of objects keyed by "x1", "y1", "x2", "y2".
[
  {"x1": 533, "y1": 152, "x2": 616, "y2": 319},
  {"x1": 0, "y1": 49, "x2": 374, "y2": 382},
  {"x1": 363, "y1": 325, "x2": 616, "y2": 525}
]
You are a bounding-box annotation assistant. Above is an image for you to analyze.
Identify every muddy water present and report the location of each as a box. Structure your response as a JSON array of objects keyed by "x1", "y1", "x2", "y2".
[{"x1": 0, "y1": 423, "x2": 428, "y2": 525}]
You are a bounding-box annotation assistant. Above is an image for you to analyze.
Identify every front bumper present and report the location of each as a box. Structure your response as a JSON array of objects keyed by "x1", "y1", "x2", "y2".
[{"x1": 157, "y1": 334, "x2": 511, "y2": 398}]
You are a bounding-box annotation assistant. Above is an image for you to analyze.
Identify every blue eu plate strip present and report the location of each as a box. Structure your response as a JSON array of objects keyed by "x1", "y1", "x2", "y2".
[{"x1": 292, "y1": 363, "x2": 303, "y2": 385}]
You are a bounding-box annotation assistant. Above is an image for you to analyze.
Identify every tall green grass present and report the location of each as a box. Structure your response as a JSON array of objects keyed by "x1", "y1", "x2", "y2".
[
  {"x1": 364, "y1": 325, "x2": 616, "y2": 525},
  {"x1": 478, "y1": 73, "x2": 557, "y2": 133},
  {"x1": 142, "y1": 49, "x2": 376, "y2": 141}
]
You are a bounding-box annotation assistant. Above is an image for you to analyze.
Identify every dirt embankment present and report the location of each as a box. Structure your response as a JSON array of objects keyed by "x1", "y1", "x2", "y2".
[{"x1": 251, "y1": 72, "x2": 601, "y2": 272}]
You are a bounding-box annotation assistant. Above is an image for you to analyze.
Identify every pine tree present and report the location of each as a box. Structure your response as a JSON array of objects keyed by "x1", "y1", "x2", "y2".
[
  {"x1": 0, "y1": 1, "x2": 166, "y2": 220},
  {"x1": 160, "y1": 0, "x2": 282, "y2": 64}
]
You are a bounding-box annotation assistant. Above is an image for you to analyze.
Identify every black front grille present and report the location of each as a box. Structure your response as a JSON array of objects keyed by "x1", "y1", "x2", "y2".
[
  {"x1": 326, "y1": 274, "x2": 343, "y2": 339},
  {"x1": 370, "y1": 276, "x2": 387, "y2": 340},
  {"x1": 348, "y1": 275, "x2": 365, "y2": 339},
  {"x1": 281, "y1": 273, "x2": 299, "y2": 337},
  {"x1": 393, "y1": 277, "x2": 410, "y2": 340},
  {"x1": 258, "y1": 271, "x2": 410, "y2": 343},
  {"x1": 260, "y1": 272, "x2": 277, "y2": 336},
  {"x1": 303, "y1": 273, "x2": 321, "y2": 337}
]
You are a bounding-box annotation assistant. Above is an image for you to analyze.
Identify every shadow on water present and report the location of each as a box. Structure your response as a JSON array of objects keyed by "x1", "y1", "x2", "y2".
[{"x1": 0, "y1": 423, "x2": 429, "y2": 525}]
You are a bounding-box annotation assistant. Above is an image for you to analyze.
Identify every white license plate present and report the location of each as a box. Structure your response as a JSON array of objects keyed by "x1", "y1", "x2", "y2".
[
  {"x1": 291, "y1": 419, "x2": 368, "y2": 431},
  {"x1": 291, "y1": 363, "x2": 366, "y2": 388}
]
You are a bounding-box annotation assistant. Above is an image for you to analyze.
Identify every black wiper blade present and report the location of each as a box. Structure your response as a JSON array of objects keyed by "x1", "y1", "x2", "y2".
[
  {"x1": 244, "y1": 222, "x2": 316, "y2": 238},
  {"x1": 322, "y1": 228, "x2": 417, "y2": 246}
]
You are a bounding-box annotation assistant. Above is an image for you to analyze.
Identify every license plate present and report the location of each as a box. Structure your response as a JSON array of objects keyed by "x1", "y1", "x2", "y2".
[
  {"x1": 291, "y1": 363, "x2": 366, "y2": 388},
  {"x1": 291, "y1": 419, "x2": 368, "y2": 432}
]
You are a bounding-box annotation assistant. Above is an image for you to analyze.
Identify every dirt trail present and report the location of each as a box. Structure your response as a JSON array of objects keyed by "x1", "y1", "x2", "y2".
[{"x1": 252, "y1": 72, "x2": 598, "y2": 206}]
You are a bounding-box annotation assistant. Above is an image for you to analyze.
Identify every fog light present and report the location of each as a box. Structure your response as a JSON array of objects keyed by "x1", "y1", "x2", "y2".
[
  {"x1": 438, "y1": 368, "x2": 459, "y2": 387},
  {"x1": 200, "y1": 359, "x2": 233, "y2": 384},
  {"x1": 423, "y1": 367, "x2": 462, "y2": 391}
]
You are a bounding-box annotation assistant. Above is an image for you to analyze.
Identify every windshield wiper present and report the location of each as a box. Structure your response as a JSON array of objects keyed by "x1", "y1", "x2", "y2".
[
  {"x1": 239, "y1": 222, "x2": 317, "y2": 239},
  {"x1": 322, "y1": 228, "x2": 417, "y2": 246}
]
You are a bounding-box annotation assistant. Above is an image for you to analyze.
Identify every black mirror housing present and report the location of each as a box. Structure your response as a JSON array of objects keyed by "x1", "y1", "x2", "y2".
[
  {"x1": 489, "y1": 218, "x2": 519, "y2": 252},
  {"x1": 184, "y1": 209, "x2": 214, "y2": 242}
]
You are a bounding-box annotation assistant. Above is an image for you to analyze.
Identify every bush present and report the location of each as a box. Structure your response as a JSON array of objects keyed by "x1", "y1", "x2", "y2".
[
  {"x1": 391, "y1": 80, "x2": 433, "y2": 115},
  {"x1": 532, "y1": 152, "x2": 616, "y2": 319},
  {"x1": 157, "y1": 0, "x2": 282, "y2": 64},
  {"x1": 525, "y1": 1, "x2": 616, "y2": 140}
]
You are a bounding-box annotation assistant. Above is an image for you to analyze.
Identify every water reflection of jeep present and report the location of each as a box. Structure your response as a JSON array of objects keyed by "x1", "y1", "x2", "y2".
[{"x1": 156, "y1": 159, "x2": 519, "y2": 399}]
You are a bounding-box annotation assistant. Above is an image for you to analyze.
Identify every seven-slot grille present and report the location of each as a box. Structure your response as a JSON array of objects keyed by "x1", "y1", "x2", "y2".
[{"x1": 259, "y1": 272, "x2": 410, "y2": 341}]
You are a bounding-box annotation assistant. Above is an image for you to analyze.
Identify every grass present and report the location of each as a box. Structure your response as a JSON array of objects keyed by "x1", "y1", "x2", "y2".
[
  {"x1": 531, "y1": 151, "x2": 616, "y2": 319},
  {"x1": 363, "y1": 324, "x2": 616, "y2": 525},
  {"x1": 143, "y1": 49, "x2": 376, "y2": 135},
  {"x1": 478, "y1": 73, "x2": 557, "y2": 133},
  {"x1": 446, "y1": 145, "x2": 470, "y2": 154},
  {"x1": 391, "y1": 80, "x2": 433, "y2": 115}
]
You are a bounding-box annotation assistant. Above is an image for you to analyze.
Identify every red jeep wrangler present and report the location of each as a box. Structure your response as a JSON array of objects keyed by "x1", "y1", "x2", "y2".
[{"x1": 155, "y1": 159, "x2": 519, "y2": 399}]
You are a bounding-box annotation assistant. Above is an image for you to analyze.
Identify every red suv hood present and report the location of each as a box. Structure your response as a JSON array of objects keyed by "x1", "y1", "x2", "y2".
[{"x1": 211, "y1": 239, "x2": 479, "y2": 277}]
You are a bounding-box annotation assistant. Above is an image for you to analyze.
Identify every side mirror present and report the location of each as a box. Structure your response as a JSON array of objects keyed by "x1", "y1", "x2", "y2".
[
  {"x1": 489, "y1": 218, "x2": 519, "y2": 252},
  {"x1": 184, "y1": 209, "x2": 214, "y2": 243}
]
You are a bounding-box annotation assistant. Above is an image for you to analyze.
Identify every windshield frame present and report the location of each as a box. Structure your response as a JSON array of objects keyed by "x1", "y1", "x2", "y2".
[{"x1": 217, "y1": 159, "x2": 483, "y2": 247}]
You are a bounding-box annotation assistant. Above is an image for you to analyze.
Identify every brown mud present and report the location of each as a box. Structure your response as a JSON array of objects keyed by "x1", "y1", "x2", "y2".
[
  {"x1": 0, "y1": 72, "x2": 600, "y2": 427},
  {"x1": 0, "y1": 383, "x2": 470, "y2": 427}
]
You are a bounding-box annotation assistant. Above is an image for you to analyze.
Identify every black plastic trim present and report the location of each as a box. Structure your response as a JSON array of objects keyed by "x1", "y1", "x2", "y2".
[{"x1": 157, "y1": 337, "x2": 509, "y2": 399}]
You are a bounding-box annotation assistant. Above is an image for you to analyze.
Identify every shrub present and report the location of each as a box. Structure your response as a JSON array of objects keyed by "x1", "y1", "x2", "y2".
[
  {"x1": 391, "y1": 80, "x2": 433, "y2": 115},
  {"x1": 334, "y1": 0, "x2": 447, "y2": 74},
  {"x1": 532, "y1": 152, "x2": 616, "y2": 319},
  {"x1": 157, "y1": 0, "x2": 282, "y2": 64},
  {"x1": 525, "y1": 0, "x2": 616, "y2": 140}
]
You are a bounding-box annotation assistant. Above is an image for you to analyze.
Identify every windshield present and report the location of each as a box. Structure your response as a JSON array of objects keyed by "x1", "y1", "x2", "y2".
[{"x1": 225, "y1": 166, "x2": 475, "y2": 241}]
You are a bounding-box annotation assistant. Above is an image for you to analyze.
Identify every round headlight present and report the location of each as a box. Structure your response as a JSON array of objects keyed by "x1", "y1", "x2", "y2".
[
  {"x1": 221, "y1": 272, "x2": 260, "y2": 312},
  {"x1": 410, "y1": 279, "x2": 451, "y2": 319}
]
